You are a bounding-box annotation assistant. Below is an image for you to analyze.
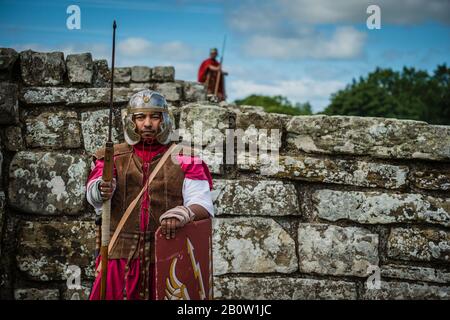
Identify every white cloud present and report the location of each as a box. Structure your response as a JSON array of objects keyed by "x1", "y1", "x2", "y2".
[
  {"x1": 280, "y1": 0, "x2": 450, "y2": 25},
  {"x1": 243, "y1": 26, "x2": 366, "y2": 60},
  {"x1": 227, "y1": 4, "x2": 281, "y2": 33},
  {"x1": 117, "y1": 37, "x2": 152, "y2": 57},
  {"x1": 117, "y1": 37, "x2": 198, "y2": 61},
  {"x1": 158, "y1": 41, "x2": 198, "y2": 61},
  {"x1": 228, "y1": 78, "x2": 346, "y2": 112},
  {"x1": 227, "y1": 0, "x2": 450, "y2": 28},
  {"x1": 226, "y1": 0, "x2": 449, "y2": 60}
]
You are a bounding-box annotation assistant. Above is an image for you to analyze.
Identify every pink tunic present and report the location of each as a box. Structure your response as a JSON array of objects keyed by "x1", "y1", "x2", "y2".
[{"x1": 88, "y1": 142, "x2": 213, "y2": 300}]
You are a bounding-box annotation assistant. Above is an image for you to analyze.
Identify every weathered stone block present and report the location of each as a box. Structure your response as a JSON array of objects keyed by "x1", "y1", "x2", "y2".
[
  {"x1": 129, "y1": 83, "x2": 152, "y2": 90},
  {"x1": 155, "y1": 82, "x2": 182, "y2": 102},
  {"x1": 236, "y1": 109, "x2": 287, "y2": 131},
  {"x1": 92, "y1": 59, "x2": 110, "y2": 87},
  {"x1": 152, "y1": 66, "x2": 175, "y2": 82},
  {"x1": 16, "y1": 221, "x2": 96, "y2": 281},
  {"x1": 0, "y1": 48, "x2": 19, "y2": 70},
  {"x1": 80, "y1": 109, "x2": 121, "y2": 155},
  {"x1": 66, "y1": 53, "x2": 94, "y2": 84},
  {"x1": 412, "y1": 168, "x2": 450, "y2": 191},
  {"x1": 3, "y1": 126, "x2": 24, "y2": 151},
  {"x1": 387, "y1": 227, "x2": 449, "y2": 262},
  {"x1": 236, "y1": 152, "x2": 283, "y2": 177},
  {"x1": 19, "y1": 50, "x2": 65, "y2": 86},
  {"x1": 14, "y1": 288, "x2": 59, "y2": 300},
  {"x1": 213, "y1": 218, "x2": 297, "y2": 275},
  {"x1": 8, "y1": 151, "x2": 90, "y2": 215},
  {"x1": 380, "y1": 264, "x2": 450, "y2": 284},
  {"x1": 0, "y1": 48, "x2": 19, "y2": 80},
  {"x1": 286, "y1": 115, "x2": 450, "y2": 161},
  {"x1": 212, "y1": 179, "x2": 300, "y2": 216},
  {"x1": 234, "y1": 108, "x2": 286, "y2": 154},
  {"x1": 20, "y1": 87, "x2": 136, "y2": 106},
  {"x1": 362, "y1": 281, "x2": 449, "y2": 300},
  {"x1": 21, "y1": 87, "x2": 83, "y2": 105},
  {"x1": 0, "y1": 82, "x2": 19, "y2": 124},
  {"x1": 297, "y1": 223, "x2": 379, "y2": 277},
  {"x1": 183, "y1": 81, "x2": 206, "y2": 102},
  {"x1": 25, "y1": 111, "x2": 81, "y2": 149},
  {"x1": 114, "y1": 67, "x2": 131, "y2": 84},
  {"x1": 239, "y1": 154, "x2": 409, "y2": 189},
  {"x1": 179, "y1": 103, "x2": 231, "y2": 146},
  {"x1": 313, "y1": 190, "x2": 450, "y2": 227},
  {"x1": 214, "y1": 276, "x2": 357, "y2": 300},
  {"x1": 131, "y1": 66, "x2": 151, "y2": 82}
]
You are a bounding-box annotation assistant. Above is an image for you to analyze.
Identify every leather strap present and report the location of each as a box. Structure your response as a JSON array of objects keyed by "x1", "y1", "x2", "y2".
[{"x1": 96, "y1": 142, "x2": 185, "y2": 274}]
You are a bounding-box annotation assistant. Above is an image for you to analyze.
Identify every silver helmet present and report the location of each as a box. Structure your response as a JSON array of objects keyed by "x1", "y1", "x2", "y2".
[{"x1": 121, "y1": 89, "x2": 174, "y2": 145}]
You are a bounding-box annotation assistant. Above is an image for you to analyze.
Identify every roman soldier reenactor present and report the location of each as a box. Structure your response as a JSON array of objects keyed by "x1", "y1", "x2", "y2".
[
  {"x1": 86, "y1": 89, "x2": 214, "y2": 300},
  {"x1": 198, "y1": 48, "x2": 227, "y2": 101}
]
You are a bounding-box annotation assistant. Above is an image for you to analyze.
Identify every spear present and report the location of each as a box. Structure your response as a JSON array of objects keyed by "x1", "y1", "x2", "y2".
[
  {"x1": 100, "y1": 20, "x2": 116, "y2": 300},
  {"x1": 214, "y1": 34, "x2": 226, "y2": 98}
]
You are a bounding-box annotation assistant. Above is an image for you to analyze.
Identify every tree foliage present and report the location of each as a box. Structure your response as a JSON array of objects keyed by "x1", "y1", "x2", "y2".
[{"x1": 323, "y1": 64, "x2": 450, "y2": 125}]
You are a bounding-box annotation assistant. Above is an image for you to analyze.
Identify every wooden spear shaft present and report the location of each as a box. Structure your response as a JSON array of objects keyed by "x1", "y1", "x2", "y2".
[
  {"x1": 100, "y1": 20, "x2": 116, "y2": 300},
  {"x1": 214, "y1": 35, "x2": 226, "y2": 98}
]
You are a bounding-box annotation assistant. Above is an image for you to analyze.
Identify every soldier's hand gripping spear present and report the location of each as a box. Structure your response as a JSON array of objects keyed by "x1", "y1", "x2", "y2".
[{"x1": 100, "y1": 20, "x2": 117, "y2": 300}]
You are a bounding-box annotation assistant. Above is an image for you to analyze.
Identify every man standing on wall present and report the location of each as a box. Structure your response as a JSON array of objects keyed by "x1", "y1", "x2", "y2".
[
  {"x1": 86, "y1": 89, "x2": 214, "y2": 300},
  {"x1": 198, "y1": 48, "x2": 227, "y2": 101}
]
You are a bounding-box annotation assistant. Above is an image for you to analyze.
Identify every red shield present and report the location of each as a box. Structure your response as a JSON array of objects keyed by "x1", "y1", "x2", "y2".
[{"x1": 155, "y1": 219, "x2": 213, "y2": 300}]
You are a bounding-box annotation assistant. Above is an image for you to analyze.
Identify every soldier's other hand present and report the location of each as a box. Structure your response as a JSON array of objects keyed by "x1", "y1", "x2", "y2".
[
  {"x1": 161, "y1": 217, "x2": 182, "y2": 240},
  {"x1": 98, "y1": 179, "x2": 116, "y2": 201}
]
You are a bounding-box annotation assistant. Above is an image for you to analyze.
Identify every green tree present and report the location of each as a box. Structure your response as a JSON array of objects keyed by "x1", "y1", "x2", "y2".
[
  {"x1": 323, "y1": 64, "x2": 450, "y2": 125},
  {"x1": 234, "y1": 94, "x2": 312, "y2": 116}
]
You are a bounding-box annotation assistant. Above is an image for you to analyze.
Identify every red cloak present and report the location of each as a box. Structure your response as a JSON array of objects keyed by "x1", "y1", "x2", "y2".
[
  {"x1": 198, "y1": 58, "x2": 219, "y2": 83},
  {"x1": 197, "y1": 58, "x2": 226, "y2": 100}
]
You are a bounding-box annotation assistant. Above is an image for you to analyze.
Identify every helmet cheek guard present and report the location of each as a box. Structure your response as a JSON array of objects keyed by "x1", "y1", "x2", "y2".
[
  {"x1": 155, "y1": 110, "x2": 175, "y2": 145},
  {"x1": 121, "y1": 108, "x2": 141, "y2": 145}
]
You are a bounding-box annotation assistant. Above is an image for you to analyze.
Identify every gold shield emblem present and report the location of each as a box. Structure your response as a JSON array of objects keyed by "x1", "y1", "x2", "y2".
[{"x1": 155, "y1": 219, "x2": 213, "y2": 300}]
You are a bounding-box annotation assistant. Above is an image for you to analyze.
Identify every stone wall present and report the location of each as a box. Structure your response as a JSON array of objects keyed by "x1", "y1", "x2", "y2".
[{"x1": 0, "y1": 48, "x2": 449, "y2": 300}]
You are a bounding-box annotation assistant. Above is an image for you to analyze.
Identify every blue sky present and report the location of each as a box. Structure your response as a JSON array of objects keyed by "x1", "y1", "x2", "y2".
[{"x1": 1, "y1": 0, "x2": 449, "y2": 112}]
